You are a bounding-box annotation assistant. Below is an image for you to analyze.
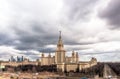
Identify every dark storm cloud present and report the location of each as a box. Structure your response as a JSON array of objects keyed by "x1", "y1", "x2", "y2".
[
  {"x1": 13, "y1": 25, "x2": 83, "y2": 52},
  {"x1": 0, "y1": 33, "x2": 17, "y2": 46},
  {"x1": 1, "y1": 22, "x2": 91, "y2": 52},
  {"x1": 0, "y1": 0, "x2": 100, "y2": 52},
  {"x1": 12, "y1": 25, "x2": 58, "y2": 51},
  {"x1": 99, "y1": 0, "x2": 120, "y2": 29},
  {"x1": 14, "y1": 25, "x2": 94, "y2": 52},
  {"x1": 0, "y1": 33, "x2": 11, "y2": 45},
  {"x1": 79, "y1": 51, "x2": 120, "y2": 55},
  {"x1": 63, "y1": 0, "x2": 98, "y2": 22},
  {"x1": 10, "y1": 19, "x2": 94, "y2": 52},
  {"x1": 19, "y1": 52, "x2": 39, "y2": 56},
  {"x1": 0, "y1": 52, "x2": 9, "y2": 57},
  {"x1": 65, "y1": 40, "x2": 96, "y2": 45}
]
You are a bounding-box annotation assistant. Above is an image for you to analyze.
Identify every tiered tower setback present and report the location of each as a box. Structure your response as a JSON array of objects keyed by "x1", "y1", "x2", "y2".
[{"x1": 55, "y1": 31, "x2": 66, "y2": 64}]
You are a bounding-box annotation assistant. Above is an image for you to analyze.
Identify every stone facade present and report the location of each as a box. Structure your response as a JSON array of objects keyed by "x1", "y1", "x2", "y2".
[
  {"x1": 56, "y1": 57, "x2": 97, "y2": 72},
  {"x1": 41, "y1": 31, "x2": 97, "y2": 72},
  {"x1": 41, "y1": 53, "x2": 55, "y2": 65}
]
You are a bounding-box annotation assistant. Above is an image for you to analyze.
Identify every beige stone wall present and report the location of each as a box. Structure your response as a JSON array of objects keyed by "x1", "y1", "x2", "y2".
[
  {"x1": 49, "y1": 57, "x2": 55, "y2": 64},
  {"x1": 56, "y1": 61, "x2": 97, "y2": 72},
  {"x1": 41, "y1": 57, "x2": 49, "y2": 65},
  {"x1": 61, "y1": 51, "x2": 65, "y2": 63},
  {"x1": 57, "y1": 63, "x2": 65, "y2": 72},
  {"x1": 65, "y1": 56, "x2": 79, "y2": 63},
  {"x1": 65, "y1": 64, "x2": 78, "y2": 72},
  {"x1": 79, "y1": 63, "x2": 90, "y2": 70},
  {"x1": 57, "y1": 63, "x2": 90, "y2": 72},
  {"x1": 41, "y1": 57, "x2": 55, "y2": 65},
  {"x1": 55, "y1": 51, "x2": 61, "y2": 63},
  {"x1": 65, "y1": 57, "x2": 72, "y2": 63}
]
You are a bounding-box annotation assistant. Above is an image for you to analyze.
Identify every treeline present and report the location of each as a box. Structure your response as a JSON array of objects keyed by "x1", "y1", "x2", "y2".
[
  {"x1": 80, "y1": 62, "x2": 120, "y2": 77},
  {"x1": 83, "y1": 62, "x2": 104, "y2": 77},
  {"x1": 3, "y1": 62, "x2": 120, "y2": 77},
  {"x1": 5, "y1": 64, "x2": 57, "y2": 72},
  {"x1": 107, "y1": 62, "x2": 120, "y2": 76},
  {"x1": 71, "y1": 62, "x2": 104, "y2": 77},
  {"x1": 4, "y1": 63, "x2": 105, "y2": 76}
]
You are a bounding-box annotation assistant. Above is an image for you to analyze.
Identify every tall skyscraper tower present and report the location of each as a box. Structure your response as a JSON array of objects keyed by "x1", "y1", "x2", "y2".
[{"x1": 55, "y1": 31, "x2": 66, "y2": 64}]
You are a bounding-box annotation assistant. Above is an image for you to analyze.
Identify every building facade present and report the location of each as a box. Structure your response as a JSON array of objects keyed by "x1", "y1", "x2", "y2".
[{"x1": 41, "y1": 31, "x2": 97, "y2": 72}]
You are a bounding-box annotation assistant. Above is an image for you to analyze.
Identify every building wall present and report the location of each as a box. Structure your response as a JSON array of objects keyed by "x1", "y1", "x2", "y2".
[
  {"x1": 57, "y1": 63, "x2": 65, "y2": 72},
  {"x1": 41, "y1": 54, "x2": 79, "y2": 65},
  {"x1": 65, "y1": 57, "x2": 72, "y2": 63},
  {"x1": 65, "y1": 64, "x2": 78, "y2": 72},
  {"x1": 79, "y1": 63, "x2": 89, "y2": 70},
  {"x1": 65, "y1": 56, "x2": 78, "y2": 63},
  {"x1": 41, "y1": 57, "x2": 55, "y2": 65},
  {"x1": 56, "y1": 58, "x2": 97, "y2": 72}
]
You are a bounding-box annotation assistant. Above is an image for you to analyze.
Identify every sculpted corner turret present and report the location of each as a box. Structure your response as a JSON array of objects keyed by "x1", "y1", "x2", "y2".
[
  {"x1": 48, "y1": 53, "x2": 51, "y2": 58},
  {"x1": 89, "y1": 57, "x2": 97, "y2": 66},
  {"x1": 41, "y1": 53, "x2": 44, "y2": 57}
]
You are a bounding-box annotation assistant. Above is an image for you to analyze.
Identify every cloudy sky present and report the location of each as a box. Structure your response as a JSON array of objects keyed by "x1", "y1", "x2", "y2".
[{"x1": 0, "y1": 0, "x2": 120, "y2": 62}]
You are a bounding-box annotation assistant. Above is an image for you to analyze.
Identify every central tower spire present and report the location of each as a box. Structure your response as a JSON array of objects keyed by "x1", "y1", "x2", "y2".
[
  {"x1": 57, "y1": 31, "x2": 63, "y2": 48},
  {"x1": 59, "y1": 31, "x2": 61, "y2": 40},
  {"x1": 55, "y1": 31, "x2": 66, "y2": 64}
]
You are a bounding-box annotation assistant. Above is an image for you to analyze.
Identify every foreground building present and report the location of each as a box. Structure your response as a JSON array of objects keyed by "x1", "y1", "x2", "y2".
[{"x1": 41, "y1": 31, "x2": 97, "y2": 72}]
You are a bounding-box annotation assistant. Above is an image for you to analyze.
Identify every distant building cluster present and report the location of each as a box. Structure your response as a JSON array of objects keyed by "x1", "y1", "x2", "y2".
[
  {"x1": 0, "y1": 31, "x2": 97, "y2": 72},
  {"x1": 9, "y1": 56, "x2": 24, "y2": 62}
]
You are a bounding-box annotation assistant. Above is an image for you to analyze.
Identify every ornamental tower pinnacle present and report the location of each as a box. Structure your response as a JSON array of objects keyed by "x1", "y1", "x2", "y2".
[{"x1": 57, "y1": 31, "x2": 64, "y2": 49}]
